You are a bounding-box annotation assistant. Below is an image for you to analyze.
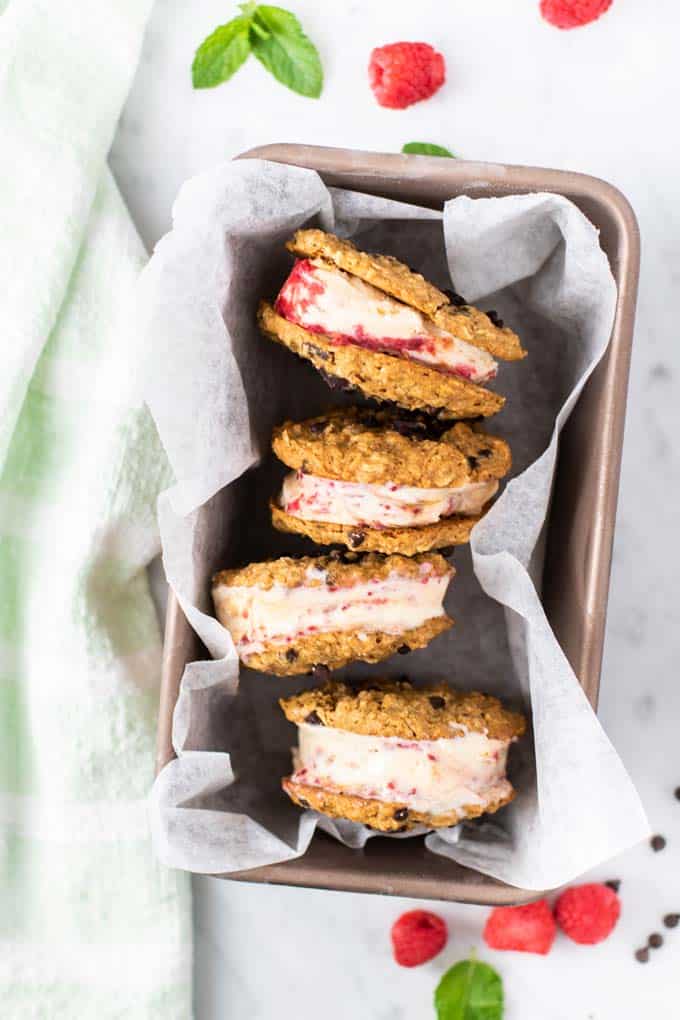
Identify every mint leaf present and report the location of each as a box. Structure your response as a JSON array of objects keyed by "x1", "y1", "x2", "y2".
[
  {"x1": 402, "y1": 142, "x2": 455, "y2": 158},
  {"x1": 435, "y1": 958, "x2": 503, "y2": 1020},
  {"x1": 192, "y1": 16, "x2": 252, "y2": 88},
  {"x1": 250, "y1": 5, "x2": 323, "y2": 97}
]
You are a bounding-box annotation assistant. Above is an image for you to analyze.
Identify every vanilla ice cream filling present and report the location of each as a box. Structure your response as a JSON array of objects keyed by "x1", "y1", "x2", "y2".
[
  {"x1": 214, "y1": 565, "x2": 450, "y2": 657},
  {"x1": 275, "y1": 259, "x2": 498, "y2": 383},
  {"x1": 280, "y1": 471, "x2": 499, "y2": 528},
  {"x1": 291, "y1": 724, "x2": 513, "y2": 816}
]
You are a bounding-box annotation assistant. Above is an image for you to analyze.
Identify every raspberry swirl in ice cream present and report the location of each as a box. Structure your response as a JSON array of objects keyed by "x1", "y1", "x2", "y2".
[
  {"x1": 214, "y1": 562, "x2": 451, "y2": 657},
  {"x1": 280, "y1": 470, "x2": 498, "y2": 529},
  {"x1": 290, "y1": 723, "x2": 514, "y2": 817},
  {"x1": 274, "y1": 259, "x2": 498, "y2": 384}
]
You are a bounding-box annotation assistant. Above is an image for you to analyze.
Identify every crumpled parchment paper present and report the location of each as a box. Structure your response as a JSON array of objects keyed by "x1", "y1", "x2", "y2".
[{"x1": 143, "y1": 158, "x2": 649, "y2": 889}]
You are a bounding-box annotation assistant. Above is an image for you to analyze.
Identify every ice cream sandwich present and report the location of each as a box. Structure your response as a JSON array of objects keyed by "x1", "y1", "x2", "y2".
[
  {"x1": 212, "y1": 552, "x2": 454, "y2": 676},
  {"x1": 280, "y1": 679, "x2": 526, "y2": 832},
  {"x1": 258, "y1": 229, "x2": 526, "y2": 420},
  {"x1": 270, "y1": 407, "x2": 511, "y2": 554}
]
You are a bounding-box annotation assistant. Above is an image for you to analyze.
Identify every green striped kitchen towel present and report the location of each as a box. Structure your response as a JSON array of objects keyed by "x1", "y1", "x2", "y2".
[{"x1": 0, "y1": 2, "x2": 192, "y2": 1016}]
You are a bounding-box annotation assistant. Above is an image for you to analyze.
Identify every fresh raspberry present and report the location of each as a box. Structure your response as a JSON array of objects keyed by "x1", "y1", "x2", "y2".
[
  {"x1": 540, "y1": 0, "x2": 613, "y2": 29},
  {"x1": 368, "y1": 43, "x2": 445, "y2": 110},
  {"x1": 391, "y1": 910, "x2": 448, "y2": 966},
  {"x1": 483, "y1": 899, "x2": 556, "y2": 955},
  {"x1": 554, "y1": 883, "x2": 621, "y2": 944}
]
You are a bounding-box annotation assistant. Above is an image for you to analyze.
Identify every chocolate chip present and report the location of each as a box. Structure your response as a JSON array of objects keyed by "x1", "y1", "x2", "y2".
[
  {"x1": 605, "y1": 879, "x2": 621, "y2": 893},
  {"x1": 635, "y1": 948, "x2": 649, "y2": 963},
  {"x1": 649, "y1": 933, "x2": 663, "y2": 949},
  {"x1": 347, "y1": 529, "x2": 366, "y2": 548},
  {"x1": 397, "y1": 644, "x2": 411, "y2": 655},
  {"x1": 429, "y1": 696, "x2": 446, "y2": 710},
  {"x1": 443, "y1": 288, "x2": 467, "y2": 308},
  {"x1": 467, "y1": 455, "x2": 480, "y2": 471},
  {"x1": 477, "y1": 447, "x2": 493, "y2": 459},
  {"x1": 486, "y1": 309, "x2": 504, "y2": 328},
  {"x1": 319, "y1": 369, "x2": 353, "y2": 392},
  {"x1": 663, "y1": 913, "x2": 680, "y2": 929},
  {"x1": 392, "y1": 418, "x2": 428, "y2": 438},
  {"x1": 674, "y1": 787, "x2": 680, "y2": 801},
  {"x1": 383, "y1": 411, "x2": 450, "y2": 442},
  {"x1": 651, "y1": 834, "x2": 667, "y2": 852},
  {"x1": 307, "y1": 344, "x2": 331, "y2": 362},
  {"x1": 312, "y1": 664, "x2": 331, "y2": 683},
  {"x1": 305, "y1": 710, "x2": 323, "y2": 725},
  {"x1": 396, "y1": 824, "x2": 408, "y2": 832},
  {"x1": 393, "y1": 808, "x2": 409, "y2": 821},
  {"x1": 285, "y1": 648, "x2": 298, "y2": 662},
  {"x1": 309, "y1": 419, "x2": 327, "y2": 434},
  {"x1": 298, "y1": 798, "x2": 310, "y2": 808}
]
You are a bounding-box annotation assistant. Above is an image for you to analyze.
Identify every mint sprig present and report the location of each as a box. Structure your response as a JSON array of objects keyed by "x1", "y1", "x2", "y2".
[
  {"x1": 435, "y1": 957, "x2": 503, "y2": 1020},
  {"x1": 192, "y1": 3, "x2": 323, "y2": 97},
  {"x1": 402, "y1": 142, "x2": 455, "y2": 158}
]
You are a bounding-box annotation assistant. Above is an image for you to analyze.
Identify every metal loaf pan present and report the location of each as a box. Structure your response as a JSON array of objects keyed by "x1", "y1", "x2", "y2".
[{"x1": 156, "y1": 145, "x2": 639, "y2": 904}]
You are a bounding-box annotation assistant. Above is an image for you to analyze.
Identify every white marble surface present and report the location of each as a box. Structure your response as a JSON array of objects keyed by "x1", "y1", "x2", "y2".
[{"x1": 112, "y1": 1, "x2": 680, "y2": 1016}]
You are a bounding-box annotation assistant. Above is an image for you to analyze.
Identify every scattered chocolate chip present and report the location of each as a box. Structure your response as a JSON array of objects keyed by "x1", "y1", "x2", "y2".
[
  {"x1": 635, "y1": 948, "x2": 649, "y2": 964},
  {"x1": 651, "y1": 834, "x2": 667, "y2": 852},
  {"x1": 285, "y1": 648, "x2": 298, "y2": 662},
  {"x1": 312, "y1": 664, "x2": 331, "y2": 683},
  {"x1": 397, "y1": 644, "x2": 411, "y2": 655},
  {"x1": 674, "y1": 786, "x2": 680, "y2": 801},
  {"x1": 467, "y1": 455, "x2": 480, "y2": 471},
  {"x1": 393, "y1": 808, "x2": 409, "y2": 821},
  {"x1": 605, "y1": 879, "x2": 621, "y2": 893},
  {"x1": 649, "y1": 933, "x2": 663, "y2": 949},
  {"x1": 429, "y1": 696, "x2": 446, "y2": 710},
  {"x1": 477, "y1": 447, "x2": 493, "y2": 459},
  {"x1": 348, "y1": 529, "x2": 366, "y2": 548},
  {"x1": 663, "y1": 913, "x2": 680, "y2": 929},
  {"x1": 298, "y1": 798, "x2": 310, "y2": 808},
  {"x1": 396, "y1": 824, "x2": 408, "y2": 833},
  {"x1": 486, "y1": 309, "x2": 505, "y2": 328},
  {"x1": 309, "y1": 419, "x2": 327, "y2": 434},
  {"x1": 305, "y1": 710, "x2": 323, "y2": 725},
  {"x1": 443, "y1": 288, "x2": 468, "y2": 308}
]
